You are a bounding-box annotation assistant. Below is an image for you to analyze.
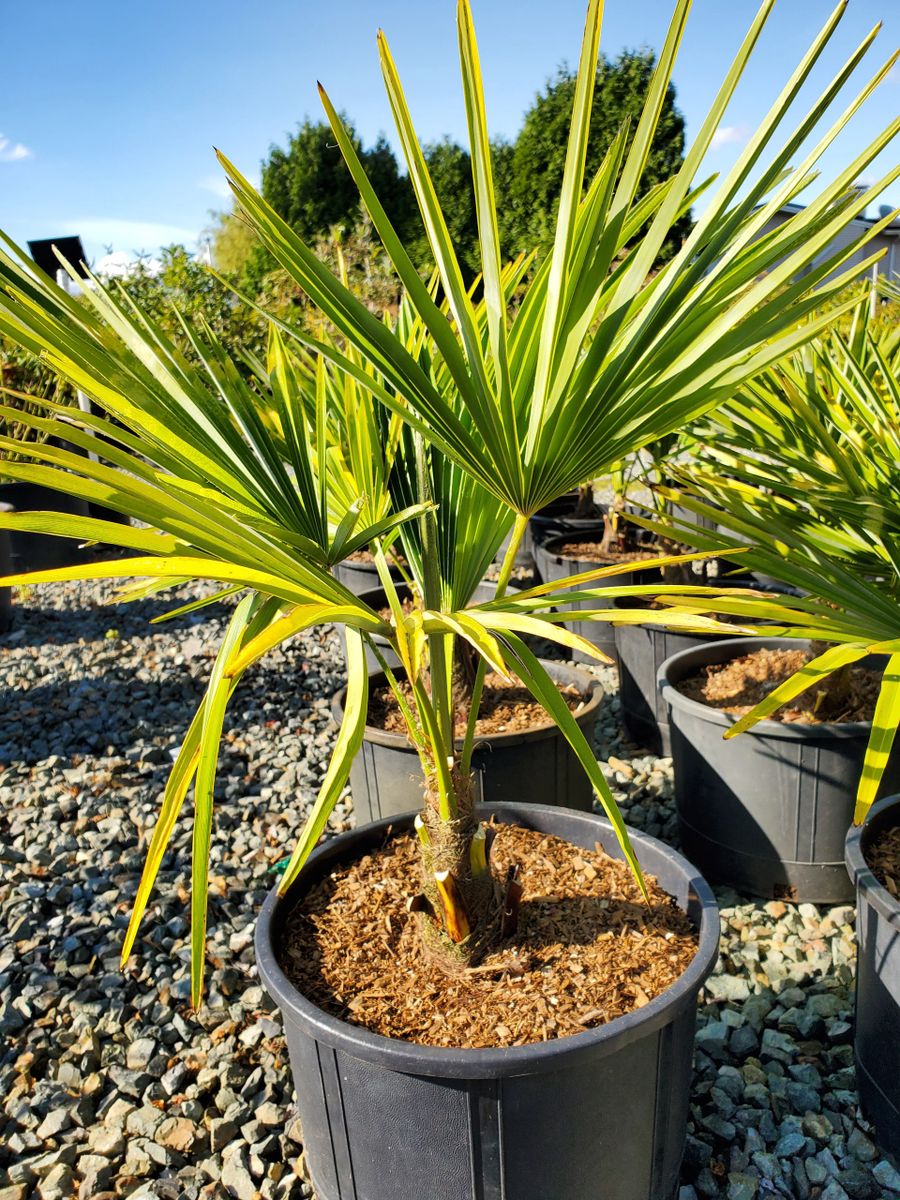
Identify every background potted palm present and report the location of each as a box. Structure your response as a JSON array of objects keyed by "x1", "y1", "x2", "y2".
[
  {"x1": 1, "y1": 0, "x2": 898, "y2": 1194},
  {"x1": 636, "y1": 283, "x2": 900, "y2": 1155},
  {"x1": 632, "y1": 285, "x2": 900, "y2": 905}
]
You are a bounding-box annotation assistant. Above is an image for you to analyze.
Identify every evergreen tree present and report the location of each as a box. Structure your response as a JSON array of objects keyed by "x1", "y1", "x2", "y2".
[{"x1": 507, "y1": 51, "x2": 688, "y2": 258}]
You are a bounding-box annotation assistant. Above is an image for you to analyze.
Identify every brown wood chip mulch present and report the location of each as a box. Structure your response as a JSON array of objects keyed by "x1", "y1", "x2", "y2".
[
  {"x1": 368, "y1": 672, "x2": 585, "y2": 737},
  {"x1": 676, "y1": 647, "x2": 880, "y2": 725},
  {"x1": 866, "y1": 825, "x2": 900, "y2": 898},
  {"x1": 346, "y1": 548, "x2": 407, "y2": 566},
  {"x1": 278, "y1": 824, "x2": 698, "y2": 1050},
  {"x1": 555, "y1": 541, "x2": 662, "y2": 563}
]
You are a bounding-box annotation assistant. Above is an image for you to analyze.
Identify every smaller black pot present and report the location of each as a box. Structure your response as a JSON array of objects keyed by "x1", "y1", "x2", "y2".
[
  {"x1": 667, "y1": 499, "x2": 718, "y2": 534},
  {"x1": 845, "y1": 794, "x2": 900, "y2": 1159},
  {"x1": 614, "y1": 600, "x2": 729, "y2": 756},
  {"x1": 613, "y1": 582, "x2": 794, "y2": 755},
  {"x1": 532, "y1": 531, "x2": 662, "y2": 663},
  {"x1": 333, "y1": 659, "x2": 603, "y2": 822},
  {"x1": 332, "y1": 555, "x2": 406, "y2": 598},
  {"x1": 661, "y1": 637, "x2": 900, "y2": 903},
  {"x1": 0, "y1": 482, "x2": 92, "y2": 573},
  {"x1": 255, "y1": 803, "x2": 719, "y2": 1200}
]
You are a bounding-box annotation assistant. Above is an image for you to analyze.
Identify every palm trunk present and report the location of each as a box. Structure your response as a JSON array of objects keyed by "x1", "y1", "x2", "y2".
[
  {"x1": 410, "y1": 516, "x2": 530, "y2": 972},
  {"x1": 598, "y1": 494, "x2": 627, "y2": 557},
  {"x1": 415, "y1": 770, "x2": 501, "y2": 970}
]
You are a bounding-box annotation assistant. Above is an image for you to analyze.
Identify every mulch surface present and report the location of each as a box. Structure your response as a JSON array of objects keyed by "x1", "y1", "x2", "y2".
[
  {"x1": 346, "y1": 548, "x2": 407, "y2": 566},
  {"x1": 368, "y1": 672, "x2": 585, "y2": 737},
  {"x1": 866, "y1": 825, "x2": 900, "y2": 898},
  {"x1": 555, "y1": 541, "x2": 662, "y2": 563},
  {"x1": 676, "y1": 647, "x2": 880, "y2": 724},
  {"x1": 278, "y1": 824, "x2": 698, "y2": 1049}
]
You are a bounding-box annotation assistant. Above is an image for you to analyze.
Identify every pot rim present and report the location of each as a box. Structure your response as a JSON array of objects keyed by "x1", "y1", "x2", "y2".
[
  {"x1": 255, "y1": 802, "x2": 719, "y2": 1079},
  {"x1": 845, "y1": 793, "x2": 900, "y2": 930},
  {"x1": 659, "y1": 636, "x2": 880, "y2": 741},
  {"x1": 331, "y1": 658, "x2": 604, "y2": 751}
]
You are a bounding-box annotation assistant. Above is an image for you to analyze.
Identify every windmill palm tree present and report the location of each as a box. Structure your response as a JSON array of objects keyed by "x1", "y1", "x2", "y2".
[{"x1": 0, "y1": 0, "x2": 897, "y2": 1000}]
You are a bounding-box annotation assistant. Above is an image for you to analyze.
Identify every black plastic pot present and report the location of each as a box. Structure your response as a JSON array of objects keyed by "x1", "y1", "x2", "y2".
[
  {"x1": 660, "y1": 637, "x2": 900, "y2": 903},
  {"x1": 332, "y1": 556, "x2": 406, "y2": 597},
  {"x1": 532, "y1": 531, "x2": 662, "y2": 663},
  {"x1": 339, "y1": 584, "x2": 404, "y2": 674},
  {"x1": 333, "y1": 659, "x2": 603, "y2": 822},
  {"x1": 667, "y1": 499, "x2": 718, "y2": 534},
  {"x1": 0, "y1": 502, "x2": 12, "y2": 633},
  {"x1": 614, "y1": 601, "x2": 730, "y2": 756},
  {"x1": 845, "y1": 794, "x2": 900, "y2": 1159},
  {"x1": 0, "y1": 482, "x2": 92, "y2": 573},
  {"x1": 255, "y1": 802, "x2": 719, "y2": 1200},
  {"x1": 613, "y1": 583, "x2": 792, "y2": 755}
]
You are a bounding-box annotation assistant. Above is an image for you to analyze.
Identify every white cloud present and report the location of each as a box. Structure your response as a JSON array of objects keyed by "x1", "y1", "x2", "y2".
[
  {"x1": 710, "y1": 125, "x2": 748, "y2": 152},
  {"x1": 200, "y1": 174, "x2": 232, "y2": 200},
  {"x1": 0, "y1": 134, "x2": 32, "y2": 162},
  {"x1": 60, "y1": 218, "x2": 199, "y2": 253}
]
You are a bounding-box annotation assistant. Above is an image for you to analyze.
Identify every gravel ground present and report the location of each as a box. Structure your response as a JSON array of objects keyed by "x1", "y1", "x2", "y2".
[{"x1": 1, "y1": 577, "x2": 898, "y2": 1200}]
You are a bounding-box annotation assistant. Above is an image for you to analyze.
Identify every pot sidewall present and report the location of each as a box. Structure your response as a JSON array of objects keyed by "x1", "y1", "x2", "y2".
[
  {"x1": 532, "y1": 533, "x2": 661, "y2": 662},
  {"x1": 845, "y1": 795, "x2": 900, "y2": 1157}
]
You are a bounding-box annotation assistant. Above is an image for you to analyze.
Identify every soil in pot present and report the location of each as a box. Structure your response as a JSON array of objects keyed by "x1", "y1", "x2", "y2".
[
  {"x1": 552, "y1": 541, "x2": 660, "y2": 565},
  {"x1": 864, "y1": 823, "x2": 900, "y2": 891},
  {"x1": 332, "y1": 548, "x2": 407, "y2": 596},
  {"x1": 345, "y1": 548, "x2": 407, "y2": 568},
  {"x1": 676, "y1": 646, "x2": 880, "y2": 724},
  {"x1": 338, "y1": 659, "x2": 602, "y2": 820},
  {"x1": 613, "y1": 589, "x2": 764, "y2": 755},
  {"x1": 527, "y1": 491, "x2": 608, "y2": 580},
  {"x1": 367, "y1": 671, "x2": 584, "y2": 739},
  {"x1": 277, "y1": 822, "x2": 698, "y2": 1049},
  {"x1": 661, "y1": 637, "x2": 900, "y2": 904}
]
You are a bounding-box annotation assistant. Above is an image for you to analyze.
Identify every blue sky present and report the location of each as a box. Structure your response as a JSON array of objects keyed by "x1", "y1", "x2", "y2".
[{"x1": 3, "y1": 0, "x2": 898, "y2": 265}]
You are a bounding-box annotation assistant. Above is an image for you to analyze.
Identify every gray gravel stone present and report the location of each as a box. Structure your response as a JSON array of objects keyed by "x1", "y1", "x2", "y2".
[
  {"x1": 221, "y1": 1145, "x2": 258, "y2": 1199},
  {"x1": 820, "y1": 1183, "x2": 851, "y2": 1200},
  {"x1": 873, "y1": 1160, "x2": 900, "y2": 1192},
  {"x1": 726, "y1": 1172, "x2": 758, "y2": 1200},
  {"x1": 36, "y1": 1165, "x2": 73, "y2": 1200}
]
